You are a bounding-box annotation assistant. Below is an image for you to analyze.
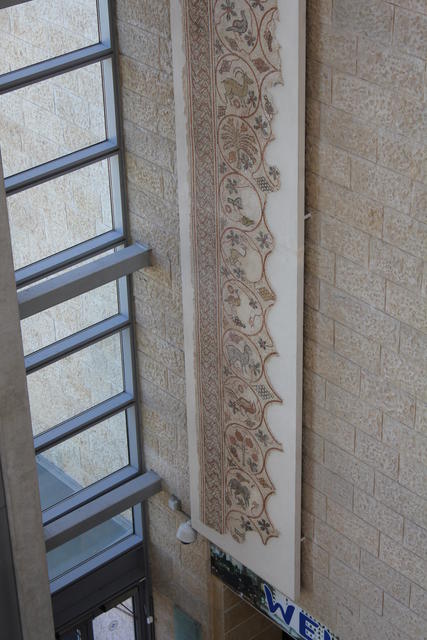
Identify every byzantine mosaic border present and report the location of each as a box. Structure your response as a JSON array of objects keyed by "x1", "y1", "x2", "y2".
[{"x1": 183, "y1": 0, "x2": 283, "y2": 544}]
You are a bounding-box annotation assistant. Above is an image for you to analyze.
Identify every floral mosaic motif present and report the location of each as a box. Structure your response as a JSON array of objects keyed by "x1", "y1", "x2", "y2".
[{"x1": 183, "y1": 0, "x2": 282, "y2": 545}]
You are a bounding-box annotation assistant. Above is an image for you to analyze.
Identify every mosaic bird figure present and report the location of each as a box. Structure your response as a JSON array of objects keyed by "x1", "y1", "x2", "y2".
[
  {"x1": 226, "y1": 343, "x2": 251, "y2": 373},
  {"x1": 226, "y1": 10, "x2": 248, "y2": 35}
]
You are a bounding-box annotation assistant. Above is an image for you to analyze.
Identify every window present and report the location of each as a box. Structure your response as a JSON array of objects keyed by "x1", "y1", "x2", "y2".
[
  {"x1": 47, "y1": 510, "x2": 133, "y2": 582},
  {"x1": 0, "y1": 1, "x2": 158, "y2": 633},
  {"x1": 57, "y1": 592, "x2": 139, "y2": 639},
  {"x1": 92, "y1": 596, "x2": 136, "y2": 640}
]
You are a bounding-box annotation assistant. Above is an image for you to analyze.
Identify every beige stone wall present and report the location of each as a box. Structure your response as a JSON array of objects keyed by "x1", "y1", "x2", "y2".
[
  {"x1": 301, "y1": 1, "x2": 427, "y2": 638},
  {"x1": 114, "y1": 2, "x2": 215, "y2": 636},
  {"x1": 221, "y1": 582, "x2": 282, "y2": 640}
]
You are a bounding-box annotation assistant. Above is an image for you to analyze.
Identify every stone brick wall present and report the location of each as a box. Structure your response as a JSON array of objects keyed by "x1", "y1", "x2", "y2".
[
  {"x1": 221, "y1": 582, "x2": 282, "y2": 640},
  {"x1": 114, "y1": 2, "x2": 216, "y2": 637},
  {"x1": 301, "y1": 1, "x2": 427, "y2": 638}
]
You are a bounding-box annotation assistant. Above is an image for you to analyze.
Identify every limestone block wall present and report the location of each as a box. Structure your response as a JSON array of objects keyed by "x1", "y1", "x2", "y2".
[
  {"x1": 114, "y1": 2, "x2": 215, "y2": 636},
  {"x1": 214, "y1": 580, "x2": 283, "y2": 640},
  {"x1": 301, "y1": 1, "x2": 427, "y2": 638}
]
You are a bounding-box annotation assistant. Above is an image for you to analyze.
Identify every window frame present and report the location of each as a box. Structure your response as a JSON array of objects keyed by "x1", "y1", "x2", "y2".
[{"x1": 0, "y1": 0, "x2": 158, "y2": 622}]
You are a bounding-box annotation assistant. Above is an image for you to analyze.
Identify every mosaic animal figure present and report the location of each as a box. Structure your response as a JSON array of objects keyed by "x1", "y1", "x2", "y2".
[
  {"x1": 222, "y1": 70, "x2": 254, "y2": 104},
  {"x1": 224, "y1": 285, "x2": 241, "y2": 309},
  {"x1": 228, "y1": 478, "x2": 250, "y2": 507},
  {"x1": 236, "y1": 396, "x2": 256, "y2": 415},
  {"x1": 226, "y1": 10, "x2": 248, "y2": 35},
  {"x1": 227, "y1": 343, "x2": 251, "y2": 373}
]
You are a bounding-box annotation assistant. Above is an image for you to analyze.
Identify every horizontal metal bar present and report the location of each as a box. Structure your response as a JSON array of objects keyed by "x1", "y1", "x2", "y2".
[
  {"x1": 42, "y1": 466, "x2": 139, "y2": 526},
  {"x1": 0, "y1": 43, "x2": 112, "y2": 95},
  {"x1": 5, "y1": 140, "x2": 119, "y2": 197},
  {"x1": 16, "y1": 230, "x2": 124, "y2": 289},
  {"x1": 34, "y1": 392, "x2": 134, "y2": 454},
  {"x1": 44, "y1": 471, "x2": 161, "y2": 551},
  {"x1": 50, "y1": 535, "x2": 143, "y2": 595},
  {"x1": 0, "y1": 1, "x2": 33, "y2": 10},
  {"x1": 1, "y1": 0, "x2": 54, "y2": 11},
  {"x1": 25, "y1": 314, "x2": 130, "y2": 374},
  {"x1": 18, "y1": 243, "x2": 151, "y2": 319}
]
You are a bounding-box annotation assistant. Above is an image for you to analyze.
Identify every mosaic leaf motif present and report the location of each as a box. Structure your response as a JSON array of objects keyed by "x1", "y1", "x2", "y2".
[{"x1": 183, "y1": 0, "x2": 282, "y2": 544}]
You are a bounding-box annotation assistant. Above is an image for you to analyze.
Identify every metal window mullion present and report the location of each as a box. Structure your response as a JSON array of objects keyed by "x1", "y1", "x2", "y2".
[
  {"x1": 98, "y1": 0, "x2": 145, "y2": 480},
  {"x1": 125, "y1": 404, "x2": 141, "y2": 471},
  {"x1": 42, "y1": 466, "x2": 139, "y2": 526},
  {"x1": 117, "y1": 276, "x2": 142, "y2": 472},
  {"x1": 15, "y1": 230, "x2": 125, "y2": 289},
  {"x1": 34, "y1": 392, "x2": 135, "y2": 455},
  {"x1": 98, "y1": 0, "x2": 124, "y2": 238},
  {"x1": 25, "y1": 314, "x2": 130, "y2": 374},
  {"x1": 132, "y1": 503, "x2": 143, "y2": 539},
  {"x1": 44, "y1": 471, "x2": 161, "y2": 552},
  {"x1": 107, "y1": 154, "x2": 125, "y2": 237},
  {"x1": 98, "y1": 0, "x2": 112, "y2": 50},
  {"x1": 120, "y1": 323, "x2": 142, "y2": 471},
  {"x1": 125, "y1": 323, "x2": 143, "y2": 470},
  {"x1": 0, "y1": 43, "x2": 113, "y2": 95},
  {"x1": 99, "y1": 0, "x2": 130, "y2": 241},
  {"x1": 118, "y1": 325, "x2": 134, "y2": 399},
  {"x1": 18, "y1": 243, "x2": 150, "y2": 320},
  {"x1": 5, "y1": 140, "x2": 119, "y2": 197},
  {"x1": 86, "y1": 619, "x2": 95, "y2": 640},
  {"x1": 49, "y1": 536, "x2": 144, "y2": 596}
]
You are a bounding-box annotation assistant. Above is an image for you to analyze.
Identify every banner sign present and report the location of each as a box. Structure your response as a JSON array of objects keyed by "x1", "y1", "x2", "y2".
[{"x1": 211, "y1": 546, "x2": 338, "y2": 640}]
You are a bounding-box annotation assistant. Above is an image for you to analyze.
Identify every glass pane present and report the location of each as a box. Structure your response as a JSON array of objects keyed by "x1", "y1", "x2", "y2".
[
  {"x1": 8, "y1": 160, "x2": 113, "y2": 271},
  {"x1": 21, "y1": 280, "x2": 119, "y2": 355},
  {"x1": 0, "y1": 62, "x2": 106, "y2": 177},
  {"x1": 92, "y1": 598, "x2": 136, "y2": 640},
  {"x1": 0, "y1": 0, "x2": 99, "y2": 74},
  {"x1": 27, "y1": 333, "x2": 124, "y2": 435},
  {"x1": 37, "y1": 412, "x2": 129, "y2": 510},
  {"x1": 47, "y1": 510, "x2": 133, "y2": 581}
]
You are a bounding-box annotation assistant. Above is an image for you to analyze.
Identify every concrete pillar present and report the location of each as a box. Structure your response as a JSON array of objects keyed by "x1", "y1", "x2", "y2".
[{"x1": 0, "y1": 153, "x2": 55, "y2": 640}]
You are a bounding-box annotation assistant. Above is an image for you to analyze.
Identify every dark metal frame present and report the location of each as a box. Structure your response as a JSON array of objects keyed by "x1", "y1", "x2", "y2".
[
  {"x1": 55, "y1": 577, "x2": 149, "y2": 640},
  {"x1": 0, "y1": 1, "x2": 157, "y2": 636}
]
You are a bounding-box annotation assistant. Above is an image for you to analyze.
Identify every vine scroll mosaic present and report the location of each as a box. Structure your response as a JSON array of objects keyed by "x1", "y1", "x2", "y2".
[{"x1": 182, "y1": 0, "x2": 283, "y2": 545}]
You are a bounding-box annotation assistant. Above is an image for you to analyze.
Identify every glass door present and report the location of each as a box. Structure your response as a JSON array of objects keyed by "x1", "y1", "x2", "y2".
[
  {"x1": 58, "y1": 591, "x2": 141, "y2": 640},
  {"x1": 92, "y1": 597, "x2": 136, "y2": 639}
]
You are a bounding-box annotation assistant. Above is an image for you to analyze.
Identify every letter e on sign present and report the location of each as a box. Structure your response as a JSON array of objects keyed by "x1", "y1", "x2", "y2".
[{"x1": 299, "y1": 612, "x2": 319, "y2": 640}]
